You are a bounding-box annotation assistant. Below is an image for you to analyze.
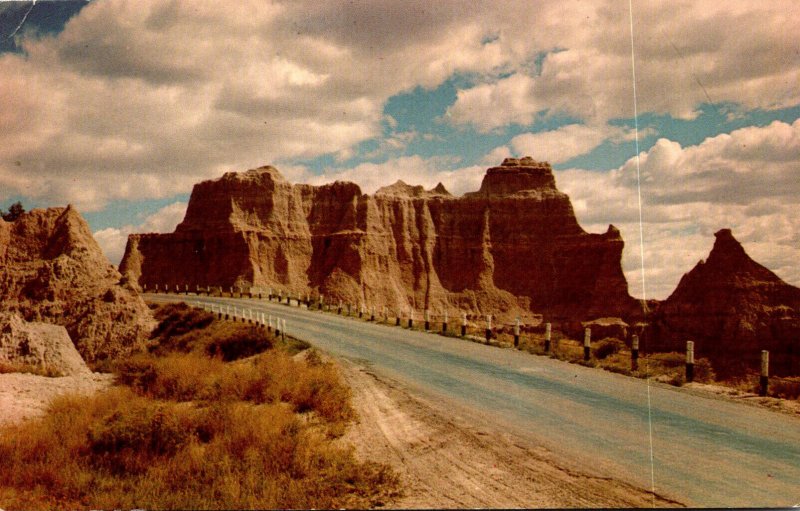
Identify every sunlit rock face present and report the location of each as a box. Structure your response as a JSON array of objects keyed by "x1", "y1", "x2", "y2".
[
  {"x1": 0, "y1": 206, "x2": 154, "y2": 365},
  {"x1": 121, "y1": 158, "x2": 640, "y2": 324}
]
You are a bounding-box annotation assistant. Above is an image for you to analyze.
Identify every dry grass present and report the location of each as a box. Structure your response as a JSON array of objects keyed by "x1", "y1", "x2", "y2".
[
  {"x1": 149, "y1": 302, "x2": 275, "y2": 360},
  {"x1": 114, "y1": 350, "x2": 354, "y2": 427},
  {"x1": 519, "y1": 333, "x2": 718, "y2": 386},
  {"x1": 0, "y1": 360, "x2": 63, "y2": 378},
  {"x1": 0, "y1": 389, "x2": 395, "y2": 509},
  {"x1": 770, "y1": 377, "x2": 800, "y2": 400},
  {"x1": 0, "y1": 303, "x2": 398, "y2": 509}
]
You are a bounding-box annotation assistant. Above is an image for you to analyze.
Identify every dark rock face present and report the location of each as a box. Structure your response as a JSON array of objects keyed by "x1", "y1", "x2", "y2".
[
  {"x1": 121, "y1": 158, "x2": 641, "y2": 324},
  {"x1": 469, "y1": 157, "x2": 557, "y2": 197},
  {"x1": 650, "y1": 229, "x2": 800, "y2": 375}
]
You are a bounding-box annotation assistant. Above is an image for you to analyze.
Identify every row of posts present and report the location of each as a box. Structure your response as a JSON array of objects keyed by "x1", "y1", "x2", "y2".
[
  {"x1": 146, "y1": 283, "x2": 314, "y2": 304},
  {"x1": 188, "y1": 301, "x2": 287, "y2": 342},
  {"x1": 683, "y1": 341, "x2": 770, "y2": 396},
  {"x1": 169, "y1": 288, "x2": 773, "y2": 397}
]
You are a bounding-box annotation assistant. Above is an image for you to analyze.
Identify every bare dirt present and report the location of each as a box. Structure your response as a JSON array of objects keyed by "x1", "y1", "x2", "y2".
[
  {"x1": 337, "y1": 358, "x2": 682, "y2": 508},
  {"x1": 0, "y1": 372, "x2": 113, "y2": 427}
]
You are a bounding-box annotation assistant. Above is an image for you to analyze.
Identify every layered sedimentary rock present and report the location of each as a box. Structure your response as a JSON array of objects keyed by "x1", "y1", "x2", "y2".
[
  {"x1": 0, "y1": 207, "x2": 155, "y2": 364},
  {"x1": 650, "y1": 229, "x2": 800, "y2": 375},
  {"x1": 122, "y1": 158, "x2": 641, "y2": 323}
]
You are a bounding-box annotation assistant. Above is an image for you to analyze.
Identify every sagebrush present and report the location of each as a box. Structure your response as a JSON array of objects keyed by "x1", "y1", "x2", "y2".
[{"x1": 0, "y1": 302, "x2": 398, "y2": 509}]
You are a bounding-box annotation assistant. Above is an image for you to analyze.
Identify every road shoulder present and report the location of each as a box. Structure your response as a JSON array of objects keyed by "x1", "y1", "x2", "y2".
[{"x1": 337, "y1": 358, "x2": 683, "y2": 508}]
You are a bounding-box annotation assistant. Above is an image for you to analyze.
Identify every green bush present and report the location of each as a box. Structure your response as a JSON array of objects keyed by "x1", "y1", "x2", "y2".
[
  {"x1": 147, "y1": 303, "x2": 277, "y2": 361},
  {"x1": 204, "y1": 329, "x2": 273, "y2": 361}
]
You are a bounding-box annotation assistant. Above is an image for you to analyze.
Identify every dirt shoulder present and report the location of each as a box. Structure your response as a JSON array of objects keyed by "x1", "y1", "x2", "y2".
[{"x1": 337, "y1": 359, "x2": 683, "y2": 508}]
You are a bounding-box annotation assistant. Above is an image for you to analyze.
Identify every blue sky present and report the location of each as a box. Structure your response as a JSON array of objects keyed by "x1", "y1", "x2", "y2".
[{"x1": 1, "y1": 0, "x2": 799, "y2": 299}]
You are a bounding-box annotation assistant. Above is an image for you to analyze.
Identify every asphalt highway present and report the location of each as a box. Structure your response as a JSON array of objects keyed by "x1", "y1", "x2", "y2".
[{"x1": 147, "y1": 294, "x2": 800, "y2": 507}]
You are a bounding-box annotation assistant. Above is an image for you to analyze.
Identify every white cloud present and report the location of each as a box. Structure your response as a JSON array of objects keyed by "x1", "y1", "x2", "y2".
[
  {"x1": 0, "y1": 0, "x2": 797, "y2": 303},
  {"x1": 2, "y1": 0, "x2": 796, "y2": 212},
  {"x1": 480, "y1": 145, "x2": 512, "y2": 166},
  {"x1": 93, "y1": 201, "x2": 188, "y2": 265},
  {"x1": 555, "y1": 119, "x2": 800, "y2": 299},
  {"x1": 0, "y1": 0, "x2": 517, "y2": 210},
  {"x1": 447, "y1": 1, "x2": 800, "y2": 130},
  {"x1": 510, "y1": 124, "x2": 639, "y2": 164},
  {"x1": 489, "y1": 123, "x2": 657, "y2": 165},
  {"x1": 93, "y1": 227, "x2": 131, "y2": 268}
]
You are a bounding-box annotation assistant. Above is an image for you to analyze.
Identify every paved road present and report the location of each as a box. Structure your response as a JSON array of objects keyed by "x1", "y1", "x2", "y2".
[{"x1": 149, "y1": 294, "x2": 800, "y2": 507}]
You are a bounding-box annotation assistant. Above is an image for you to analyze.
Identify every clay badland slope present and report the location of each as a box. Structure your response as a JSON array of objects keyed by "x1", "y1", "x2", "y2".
[
  {"x1": 121, "y1": 158, "x2": 641, "y2": 324},
  {"x1": 0, "y1": 206, "x2": 155, "y2": 365},
  {"x1": 0, "y1": 312, "x2": 90, "y2": 376},
  {"x1": 651, "y1": 229, "x2": 800, "y2": 375}
]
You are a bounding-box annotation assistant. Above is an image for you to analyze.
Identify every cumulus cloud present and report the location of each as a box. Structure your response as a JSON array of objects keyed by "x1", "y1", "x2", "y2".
[
  {"x1": 2, "y1": 0, "x2": 797, "y2": 213},
  {"x1": 0, "y1": 0, "x2": 509, "y2": 211},
  {"x1": 446, "y1": 1, "x2": 800, "y2": 130},
  {"x1": 555, "y1": 119, "x2": 800, "y2": 299},
  {"x1": 508, "y1": 124, "x2": 646, "y2": 164},
  {"x1": 94, "y1": 201, "x2": 188, "y2": 265}
]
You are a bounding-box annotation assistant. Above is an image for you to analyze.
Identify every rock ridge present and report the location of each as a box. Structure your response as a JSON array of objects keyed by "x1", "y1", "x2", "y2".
[
  {"x1": 650, "y1": 229, "x2": 800, "y2": 375},
  {"x1": 121, "y1": 159, "x2": 640, "y2": 324},
  {"x1": 1, "y1": 206, "x2": 155, "y2": 365}
]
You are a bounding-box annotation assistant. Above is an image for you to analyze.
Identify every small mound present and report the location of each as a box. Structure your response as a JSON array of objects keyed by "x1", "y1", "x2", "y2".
[{"x1": 0, "y1": 312, "x2": 90, "y2": 376}]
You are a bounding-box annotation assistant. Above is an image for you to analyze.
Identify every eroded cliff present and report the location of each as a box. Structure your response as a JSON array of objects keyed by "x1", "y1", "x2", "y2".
[
  {"x1": 0, "y1": 206, "x2": 155, "y2": 365},
  {"x1": 121, "y1": 158, "x2": 641, "y2": 323},
  {"x1": 650, "y1": 229, "x2": 800, "y2": 375}
]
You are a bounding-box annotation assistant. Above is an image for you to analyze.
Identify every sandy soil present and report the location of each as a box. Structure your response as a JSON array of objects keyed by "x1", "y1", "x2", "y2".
[
  {"x1": 337, "y1": 359, "x2": 683, "y2": 508},
  {"x1": 0, "y1": 372, "x2": 114, "y2": 427}
]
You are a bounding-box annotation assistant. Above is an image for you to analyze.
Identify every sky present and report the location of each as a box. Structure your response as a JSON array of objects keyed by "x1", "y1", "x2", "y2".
[{"x1": 1, "y1": 0, "x2": 798, "y2": 300}]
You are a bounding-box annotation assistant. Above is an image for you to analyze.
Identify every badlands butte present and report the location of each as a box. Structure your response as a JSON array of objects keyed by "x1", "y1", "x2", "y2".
[{"x1": 120, "y1": 157, "x2": 800, "y2": 375}]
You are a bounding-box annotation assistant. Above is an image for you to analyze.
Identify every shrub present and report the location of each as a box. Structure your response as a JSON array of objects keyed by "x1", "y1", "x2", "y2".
[
  {"x1": 593, "y1": 338, "x2": 625, "y2": 360},
  {"x1": 770, "y1": 377, "x2": 800, "y2": 400},
  {"x1": 638, "y1": 352, "x2": 715, "y2": 385},
  {"x1": 648, "y1": 351, "x2": 685, "y2": 368},
  {"x1": 0, "y1": 390, "x2": 396, "y2": 509},
  {"x1": 87, "y1": 397, "x2": 196, "y2": 475},
  {"x1": 150, "y1": 303, "x2": 215, "y2": 346},
  {"x1": 1, "y1": 201, "x2": 25, "y2": 222},
  {"x1": 204, "y1": 328, "x2": 273, "y2": 361},
  {"x1": 0, "y1": 302, "x2": 396, "y2": 508},
  {"x1": 148, "y1": 303, "x2": 275, "y2": 361},
  {"x1": 115, "y1": 350, "x2": 354, "y2": 426}
]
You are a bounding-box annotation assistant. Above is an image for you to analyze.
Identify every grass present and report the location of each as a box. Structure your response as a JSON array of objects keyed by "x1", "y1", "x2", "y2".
[
  {"x1": 769, "y1": 377, "x2": 800, "y2": 400},
  {"x1": 517, "y1": 333, "x2": 719, "y2": 386},
  {"x1": 0, "y1": 361, "x2": 63, "y2": 378},
  {"x1": 0, "y1": 302, "x2": 398, "y2": 509}
]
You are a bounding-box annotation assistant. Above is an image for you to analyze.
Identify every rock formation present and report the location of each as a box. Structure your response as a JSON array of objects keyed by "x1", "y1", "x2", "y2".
[
  {"x1": 650, "y1": 229, "x2": 800, "y2": 375},
  {"x1": 0, "y1": 312, "x2": 90, "y2": 376},
  {"x1": 0, "y1": 206, "x2": 155, "y2": 365},
  {"x1": 121, "y1": 158, "x2": 641, "y2": 324}
]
